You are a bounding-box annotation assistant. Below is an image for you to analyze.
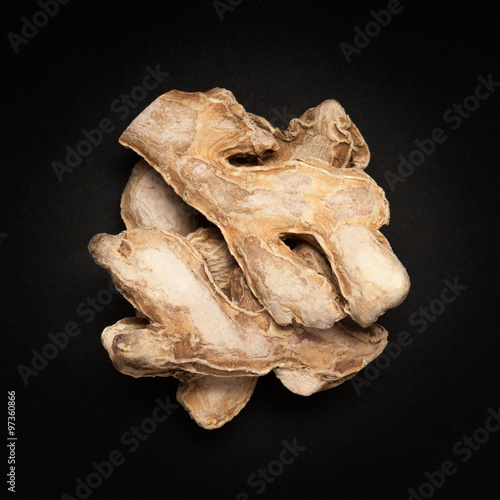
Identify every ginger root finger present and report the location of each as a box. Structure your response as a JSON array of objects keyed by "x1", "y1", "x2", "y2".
[
  {"x1": 177, "y1": 375, "x2": 257, "y2": 430},
  {"x1": 327, "y1": 224, "x2": 411, "y2": 327},
  {"x1": 101, "y1": 315, "x2": 387, "y2": 381},
  {"x1": 121, "y1": 159, "x2": 199, "y2": 236},
  {"x1": 248, "y1": 98, "x2": 370, "y2": 170}
]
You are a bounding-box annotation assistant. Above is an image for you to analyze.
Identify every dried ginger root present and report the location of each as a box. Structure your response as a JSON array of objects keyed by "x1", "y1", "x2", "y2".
[
  {"x1": 89, "y1": 227, "x2": 388, "y2": 381},
  {"x1": 119, "y1": 88, "x2": 410, "y2": 328},
  {"x1": 90, "y1": 88, "x2": 410, "y2": 429}
]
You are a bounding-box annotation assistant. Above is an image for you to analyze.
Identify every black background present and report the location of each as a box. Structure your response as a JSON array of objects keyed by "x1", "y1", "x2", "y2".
[{"x1": 2, "y1": 0, "x2": 499, "y2": 499}]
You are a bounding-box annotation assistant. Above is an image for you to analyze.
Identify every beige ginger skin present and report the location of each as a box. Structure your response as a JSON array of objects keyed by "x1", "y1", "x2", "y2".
[{"x1": 89, "y1": 88, "x2": 410, "y2": 429}]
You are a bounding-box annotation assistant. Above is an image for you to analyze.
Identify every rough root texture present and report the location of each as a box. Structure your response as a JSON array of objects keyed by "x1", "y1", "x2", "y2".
[{"x1": 89, "y1": 88, "x2": 410, "y2": 429}]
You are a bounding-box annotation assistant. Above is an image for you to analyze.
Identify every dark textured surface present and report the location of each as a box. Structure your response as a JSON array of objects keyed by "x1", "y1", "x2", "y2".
[{"x1": 2, "y1": 1, "x2": 499, "y2": 499}]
